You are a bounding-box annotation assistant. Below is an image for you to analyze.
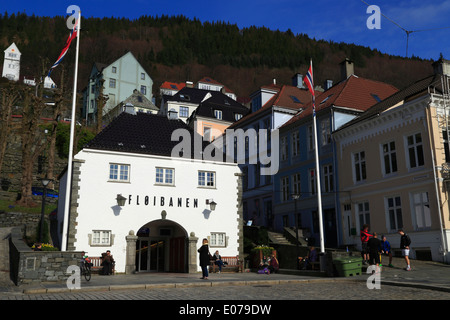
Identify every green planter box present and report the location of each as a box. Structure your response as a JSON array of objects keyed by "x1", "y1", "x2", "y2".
[{"x1": 333, "y1": 256, "x2": 363, "y2": 277}]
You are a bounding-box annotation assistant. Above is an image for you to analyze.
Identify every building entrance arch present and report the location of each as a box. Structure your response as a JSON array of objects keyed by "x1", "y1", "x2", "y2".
[{"x1": 135, "y1": 218, "x2": 188, "y2": 273}]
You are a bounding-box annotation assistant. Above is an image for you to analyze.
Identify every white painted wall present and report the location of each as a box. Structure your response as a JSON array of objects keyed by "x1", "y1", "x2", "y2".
[{"x1": 66, "y1": 149, "x2": 240, "y2": 273}]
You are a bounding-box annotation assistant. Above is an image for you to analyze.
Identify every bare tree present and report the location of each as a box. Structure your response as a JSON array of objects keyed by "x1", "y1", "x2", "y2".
[
  {"x1": 0, "y1": 83, "x2": 19, "y2": 175},
  {"x1": 45, "y1": 67, "x2": 67, "y2": 189},
  {"x1": 17, "y1": 85, "x2": 48, "y2": 207}
]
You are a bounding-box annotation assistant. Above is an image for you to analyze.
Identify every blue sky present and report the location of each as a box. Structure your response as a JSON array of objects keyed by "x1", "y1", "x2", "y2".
[{"x1": 4, "y1": 0, "x2": 450, "y2": 60}]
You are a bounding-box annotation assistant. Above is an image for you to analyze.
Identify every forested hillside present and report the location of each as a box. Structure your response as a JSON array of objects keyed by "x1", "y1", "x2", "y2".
[{"x1": 0, "y1": 12, "x2": 435, "y2": 98}]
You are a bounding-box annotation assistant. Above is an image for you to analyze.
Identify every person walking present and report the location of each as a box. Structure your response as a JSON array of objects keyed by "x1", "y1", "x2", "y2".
[
  {"x1": 198, "y1": 238, "x2": 211, "y2": 279},
  {"x1": 399, "y1": 229, "x2": 411, "y2": 271}
]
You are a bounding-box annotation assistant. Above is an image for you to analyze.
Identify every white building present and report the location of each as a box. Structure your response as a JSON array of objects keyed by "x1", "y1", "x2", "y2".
[
  {"x1": 2, "y1": 43, "x2": 21, "y2": 81},
  {"x1": 57, "y1": 112, "x2": 243, "y2": 274}
]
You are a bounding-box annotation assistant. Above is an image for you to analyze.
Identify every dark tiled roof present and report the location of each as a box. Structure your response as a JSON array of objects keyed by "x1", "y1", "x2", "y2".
[
  {"x1": 164, "y1": 87, "x2": 211, "y2": 104},
  {"x1": 193, "y1": 92, "x2": 249, "y2": 122},
  {"x1": 84, "y1": 112, "x2": 214, "y2": 158}
]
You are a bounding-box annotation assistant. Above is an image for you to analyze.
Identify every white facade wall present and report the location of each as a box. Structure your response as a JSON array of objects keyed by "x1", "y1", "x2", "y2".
[
  {"x1": 2, "y1": 43, "x2": 21, "y2": 81},
  {"x1": 103, "y1": 52, "x2": 153, "y2": 113},
  {"x1": 71, "y1": 149, "x2": 240, "y2": 273}
]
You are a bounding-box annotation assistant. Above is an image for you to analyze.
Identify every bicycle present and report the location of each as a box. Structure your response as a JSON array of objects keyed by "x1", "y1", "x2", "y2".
[{"x1": 80, "y1": 257, "x2": 92, "y2": 281}]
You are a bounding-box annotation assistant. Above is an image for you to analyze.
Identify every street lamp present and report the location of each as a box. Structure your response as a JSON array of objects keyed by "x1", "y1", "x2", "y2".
[
  {"x1": 206, "y1": 199, "x2": 217, "y2": 211},
  {"x1": 116, "y1": 194, "x2": 127, "y2": 207},
  {"x1": 39, "y1": 177, "x2": 53, "y2": 243}
]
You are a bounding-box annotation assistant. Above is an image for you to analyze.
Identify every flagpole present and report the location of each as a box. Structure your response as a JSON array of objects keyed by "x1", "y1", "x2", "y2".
[
  {"x1": 309, "y1": 59, "x2": 325, "y2": 255},
  {"x1": 61, "y1": 10, "x2": 81, "y2": 251}
]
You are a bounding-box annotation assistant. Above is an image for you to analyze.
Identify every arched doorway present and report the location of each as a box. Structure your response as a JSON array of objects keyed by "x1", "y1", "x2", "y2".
[{"x1": 135, "y1": 218, "x2": 188, "y2": 273}]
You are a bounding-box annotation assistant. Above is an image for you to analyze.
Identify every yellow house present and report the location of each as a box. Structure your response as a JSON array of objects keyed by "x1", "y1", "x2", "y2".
[{"x1": 333, "y1": 60, "x2": 450, "y2": 263}]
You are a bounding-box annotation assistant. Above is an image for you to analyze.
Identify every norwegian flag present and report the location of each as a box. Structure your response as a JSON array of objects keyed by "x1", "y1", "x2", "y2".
[
  {"x1": 303, "y1": 60, "x2": 316, "y2": 114},
  {"x1": 47, "y1": 18, "x2": 79, "y2": 77}
]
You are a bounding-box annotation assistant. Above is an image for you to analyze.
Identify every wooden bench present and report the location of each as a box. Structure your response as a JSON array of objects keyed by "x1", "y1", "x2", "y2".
[
  {"x1": 209, "y1": 256, "x2": 243, "y2": 273},
  {"x1": 88, "y1": 257, "x2": 115, "y2": 275}
]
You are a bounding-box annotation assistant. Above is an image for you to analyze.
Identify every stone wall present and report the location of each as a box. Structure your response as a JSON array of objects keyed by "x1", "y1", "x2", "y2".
[
  {"x1": 1, "y1": 122, "x2": 67, "y2": 194},
  {"x1": 9, "y1": 227, "x2": 82, "y2": 285},
  {"x1": 0, "y1": 210, "x2": 50, "y2": 241}
]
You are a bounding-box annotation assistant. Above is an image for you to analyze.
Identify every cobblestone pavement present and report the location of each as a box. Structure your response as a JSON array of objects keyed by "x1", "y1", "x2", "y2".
[
  {"x1": 1, "y1": 256, "x2": 450, "y2": 306},
  {"x1": 1, "y1": 280, "x2": 450, "y2": 301}
]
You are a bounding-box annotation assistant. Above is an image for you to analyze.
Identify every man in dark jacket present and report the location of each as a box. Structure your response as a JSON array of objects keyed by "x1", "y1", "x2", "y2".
[
  {"x1": 399, "y1": 229, "x2": 411, "y2": 271},
  {"x1": 367, "y1": 232, "x2": 382, "y2": 270}
]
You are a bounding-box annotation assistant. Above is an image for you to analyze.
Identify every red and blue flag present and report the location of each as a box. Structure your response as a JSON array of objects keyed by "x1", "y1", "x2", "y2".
[
  {"x1": 48, "y1": 18, "x2": 79, "y2": 77},
  {"x1": 303, "y1": 60, "x2": 316, "y2": 114}
]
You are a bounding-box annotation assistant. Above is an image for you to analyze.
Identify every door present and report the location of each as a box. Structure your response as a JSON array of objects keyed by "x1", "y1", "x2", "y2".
[
  {"x1": 169, "y1": 237, "x2": 186, "y2": 272},
  {"x1": 136, "y1": 238, "x2": 165, "y2": 272}
]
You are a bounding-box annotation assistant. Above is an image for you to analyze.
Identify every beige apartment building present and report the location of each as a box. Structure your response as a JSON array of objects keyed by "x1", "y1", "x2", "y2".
[{"x1": 333, "y1": 59, "x2": 450, "y2": 263}]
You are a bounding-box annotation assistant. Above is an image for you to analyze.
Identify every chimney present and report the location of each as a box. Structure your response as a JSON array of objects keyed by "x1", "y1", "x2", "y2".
[
  {"x1": 432, "y1": 57, "x2": 450, "y2": 76},
  {"x1": 186, "y1": 81, "x2": 194, "y2": 88},
  {"x1": 340, "y1": 58, "x2": 354, "y2": 81},
  {"x1": 292, "y1": 73, "x2": 305, "y2": 89},
  {"x1": 273, "y1": 78, "x2": 277, "y2": 85}
]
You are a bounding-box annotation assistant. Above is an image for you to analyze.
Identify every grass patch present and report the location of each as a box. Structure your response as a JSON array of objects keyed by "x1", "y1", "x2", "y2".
[{"x1": 0, "y1": 198, "x2": 57, "y2": 215}]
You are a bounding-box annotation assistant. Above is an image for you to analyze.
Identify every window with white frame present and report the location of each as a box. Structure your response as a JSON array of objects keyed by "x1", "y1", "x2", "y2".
[
  {"x1": 140, "y1": 85, "x2": 147, "y2": 95},
  {"x1": 386, "y1": 196, "x2": 403, "y2": 231},
  {"x1": 214, "y1": 110, "x2": 222, "y2": 120},
  {"x1": 382, "y1": 141, "x2": 398, "y2": 175},
  {"x1": 155, "y1": 167, "x2": 174, "y2": 185},
  {"x1": 198, "y1": 171, "x2": 215, "y2": 188},
  {"x1": 92, "y1": 230, "x2": 112, "y2": 246},
  {"x1": 357, "y1": 202, "x2": 370, "y2": 230},
  {"x1": 321, "y1": 118, "x2": 331, "y2": 146},
  {"x1": 109, "y1": 78, "x2": 116, "y2": 88},
  {"x1": 412, "y1": 192, "x2": 431, "y2": 230},
  {"x1": 281, "y1": 176, "x2": 290, "y2": 202},
  {"x1": 111, "y1": 66, "x2": 117, "y2": 73},
  {"x1": 407, "y1": 133, "x2": 424, "y2": 168},
  {"x1": 291, "y1": 131, "x2": 300, "y2": 157},
  {"x1": 210, "y1": 233, "x2": 226, "y2": 247},
  {"x1": 109, "y1": 163, "x2": 130, "y2": 182},
  {"x1": 179, "y1": 106, "x2": 189, "y2": 118},
  {"x1": 141, "y1": 72, "x2": 145, "y2": 80},
  {"x1": 323, "y1": 164, "x2": 334, "y2": 192},
  {"x1": 203, "y1": 127, "x2": 211, "y2": 142},
  {"x1": 353, "y1": 151, "x2": 366, "y2": 182}
]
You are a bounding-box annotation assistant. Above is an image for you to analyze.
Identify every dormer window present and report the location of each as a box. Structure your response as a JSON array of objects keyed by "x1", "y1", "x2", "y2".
[
  {"x1": 214, "y1": 110, "x2": 222, "y2": 120},
  {"x1": 180, "y1": 94, "x2": 190, "y2": 101}
]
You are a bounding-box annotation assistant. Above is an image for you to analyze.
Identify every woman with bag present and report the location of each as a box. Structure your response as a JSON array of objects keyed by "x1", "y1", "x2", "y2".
[{"x1": 198, "y1": 238, "x2": 211, "y2": 279}]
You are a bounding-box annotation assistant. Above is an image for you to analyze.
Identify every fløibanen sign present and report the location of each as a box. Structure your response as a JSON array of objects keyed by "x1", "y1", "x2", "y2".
[{"x1": 127, "y1": 194, "x2": 199, "y2": 208}]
